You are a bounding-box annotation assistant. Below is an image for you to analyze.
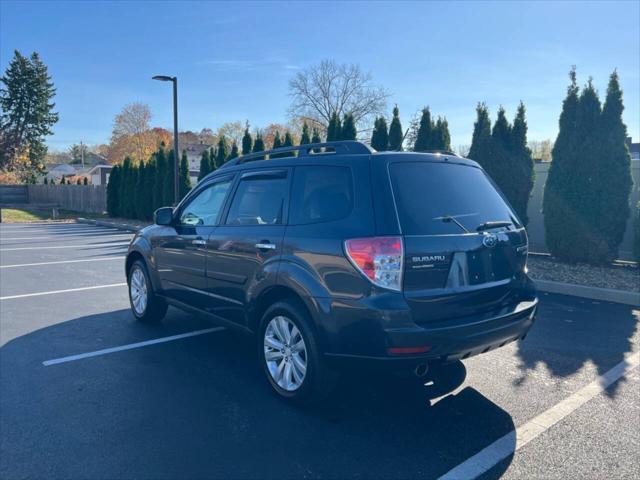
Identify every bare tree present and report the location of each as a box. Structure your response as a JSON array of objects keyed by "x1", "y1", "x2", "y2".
[
  {"x1": 111, "y1": 103, "x2": 152, "y2": 162},
  {"x1": 288, "y1": 59, "x2": 390, "y2": 132},
  {"x1": 529, "y1": 139, "x2": 553, "y2": 161}
]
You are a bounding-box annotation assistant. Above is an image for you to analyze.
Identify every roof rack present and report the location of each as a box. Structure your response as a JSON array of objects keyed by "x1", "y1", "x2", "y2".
[
  {"x1": 423, "y1": 150, "x2": 460, "y2": 157},
  {"x1": 220, "y1": 140, "x2": 374, "y2": 169}
]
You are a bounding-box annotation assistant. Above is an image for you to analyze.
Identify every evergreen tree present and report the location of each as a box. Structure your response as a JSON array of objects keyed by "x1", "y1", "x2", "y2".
[
  {"x1": 229, "y1": 141, "x2": 239, "y2": 160},
  {"x1": 388, "y1": 105, "x2": 403, "y2": 151},
  {"x1": 83, "y1": 177, "x2": 88, "y2": 185},
  {"x1": 119, "y1": 157, "x2": 132, "y2": 217},
  {"x1": 241, "y1": 127, "x2": 253, "y2": 155},
  {"x1": 253, "y1": 133, "x2": 265, "y2": 152},
  {"x1": 0, "y1": 51, "x2": 58, "y2": 179},
  {"x1": 208, "y1": 147, "x2": 217, "y2": 172},
  {"x1": 488, "y1": 106, "x2": 512, "y2": 193},
  {"x1": 60, "y1": 177, "x2": 66, "y2": 185},
  {"x1": 370, "y1": 117, "x2": 389, "y2": 151},
  {"x1": 509, "y1": 102, "x2": 535, "y2": 224},
  {"x1": 592, "y1": 71, "x2": 632, "y2": 261},
  {"x1": 179, "y1": 150, "x2": 191, "y2": 200},
  {"x1": 143, "y1": 156, "x2": 157, "y2": 219},
  {"x1": 414, "y1": 107, "x2": 433, "y2": 152},
  {"x1": 270, "y1": 131, "x2": 284, "y2": 158},
  {"x1": 341, "y1": 113, "x2": 357, "y2": 140},
  {"x1": 311, "y1": 127, "x2": 321, "y2": 152},
  {"x1": 544, "y1": 69, "x2": 614, "y2": 263},
  {"x1": 76, "y1": 178, "x2": 81, "y2": 185},
  {"x1": 433, "y1": 117, "x2": 451, "y2": 151},
  {"x1": 300, "y1": 122, "x2": 311, "y2": 145},
  {"x1": 215, "y1": 136, "x2": 228, "y2": 168},
  {"x1": 155, "y1": 145, "x2": 168, "y2": 208},
  {"x1": 326, "y1": 112, "x2": 341, "y2": 141},
  {"x1": 163, "y1": 150, "x2": 176, "y2": 206},
  {"x1": 135, "y1": 161, "x2": 146, "y2": 220},
  {"x1": 468, "y1": 103, "x2": 492, "y2": 166},
  {"x1": 43, "y1": 177, "x2": 48, "y2": 185},
  {"x1": 198, "y1": 149, "x2": 210, "y2": 181},
  {"x1": 106, "y1": 164, "x2": 121, "y2": 217}
]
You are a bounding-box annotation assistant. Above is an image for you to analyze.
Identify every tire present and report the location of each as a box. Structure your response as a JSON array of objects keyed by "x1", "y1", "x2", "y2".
[
  {"x1": 128, "y1": 259, "x2": 168, "y2": 323},
  {"x1": 258, "y1": 300, "x2": 337, "y2": 404}
]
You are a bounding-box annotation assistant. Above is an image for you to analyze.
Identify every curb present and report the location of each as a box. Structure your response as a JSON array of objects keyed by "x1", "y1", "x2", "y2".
[
  {"x1": 77, "y1": 218, "x2": 142, "y2": 233},
  {"x1": 534, "y1": 279, "x2": 639, "y2": 306}
]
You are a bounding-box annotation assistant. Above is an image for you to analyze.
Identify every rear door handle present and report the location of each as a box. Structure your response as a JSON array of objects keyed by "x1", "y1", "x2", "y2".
[{"x1": 255, "y1": 242, "x2": 276, "y2": 250}]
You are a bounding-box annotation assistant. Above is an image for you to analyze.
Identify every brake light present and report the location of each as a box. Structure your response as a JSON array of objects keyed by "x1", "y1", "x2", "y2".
[{"x1": 344, "y1": 236, "x2": 404, "y2": 291}]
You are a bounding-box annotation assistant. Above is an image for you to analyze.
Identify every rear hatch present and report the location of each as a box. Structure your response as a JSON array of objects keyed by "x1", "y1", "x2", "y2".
[{"x1": 387, "y1": 159, "x2": 528, "y2": 323}]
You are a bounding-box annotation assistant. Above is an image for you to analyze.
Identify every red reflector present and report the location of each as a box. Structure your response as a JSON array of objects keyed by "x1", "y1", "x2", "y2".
[{"x1": 387, "y1": 346, "x2": 431, "y2": 355}]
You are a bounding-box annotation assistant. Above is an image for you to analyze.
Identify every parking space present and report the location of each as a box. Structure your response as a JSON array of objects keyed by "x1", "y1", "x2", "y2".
[{"x1": 1, "y1": 222, "x2": 638, "y2": 479}]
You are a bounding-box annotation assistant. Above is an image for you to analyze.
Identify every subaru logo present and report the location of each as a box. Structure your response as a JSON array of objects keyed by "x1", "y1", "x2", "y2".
[{"x1": 482, "y1": 232, "x2": 498, "y2": 248}]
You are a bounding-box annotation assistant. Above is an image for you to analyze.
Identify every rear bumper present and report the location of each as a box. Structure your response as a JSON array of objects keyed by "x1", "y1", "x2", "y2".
[{"x1": 316, "y1": 293, "x2": 537, "y2": 370}]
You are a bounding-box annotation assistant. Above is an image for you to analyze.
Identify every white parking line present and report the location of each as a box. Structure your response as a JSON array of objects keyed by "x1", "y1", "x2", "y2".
[
  {"x1": 0, "y1": 283, "x2": 127, "y2": 300},
  {"x1": 438, "y1": 351, "x2": 640, "y2": 480},
  {"x1": 1, "y1": 242, "x2": 130, "y2": 251},
  {"x1": 0, "y1": 256, "x2": 125, "y2": 269},
  {"x1": 42, "y1": 327, "x2": 224, "y2": 366},
  {"x1": 1, "y1": 234, "x2": 131, "y2": 241}
]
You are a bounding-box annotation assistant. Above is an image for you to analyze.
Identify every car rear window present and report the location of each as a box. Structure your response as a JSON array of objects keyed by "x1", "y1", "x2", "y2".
[
  {"x1": 389, "y1": 161, "x2": 519, "y2": 235},
  {"x1": 290, "y1": 166, "x2": 353, "y2": 224}
]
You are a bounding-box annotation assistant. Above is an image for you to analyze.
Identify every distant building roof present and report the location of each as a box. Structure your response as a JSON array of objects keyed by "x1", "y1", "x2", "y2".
[
  {"x1": 87, "y1": 164, "x2": 113, "y2": 175},
  {"x1": 183, "y1": 143, "x2": 212, "y2": 158}
]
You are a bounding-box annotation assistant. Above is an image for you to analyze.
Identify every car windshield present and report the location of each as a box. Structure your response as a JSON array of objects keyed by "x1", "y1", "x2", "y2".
[{"x1": 389, "y1": 161, "x2": 520, "y2": 235}]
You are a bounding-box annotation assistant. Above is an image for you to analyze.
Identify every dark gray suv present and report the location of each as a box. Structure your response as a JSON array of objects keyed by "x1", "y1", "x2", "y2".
[{"x1": 125, "y1": 141, "x2": 538, "y2": 402}]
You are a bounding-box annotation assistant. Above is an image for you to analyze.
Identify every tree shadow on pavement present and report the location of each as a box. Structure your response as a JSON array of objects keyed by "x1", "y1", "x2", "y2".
[
  {"x1": 1, "y1": 308, "x2": 516, "y2": 480},
  {"x1": 514, "y1": 292, "x2": 639, "y2": 397}
]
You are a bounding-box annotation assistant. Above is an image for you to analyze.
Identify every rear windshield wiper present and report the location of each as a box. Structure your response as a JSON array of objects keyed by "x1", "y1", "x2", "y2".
[
  {"x1": 476, "y1": 221, "x2": 512, "y2": 232},
  {"x1": 433, "y1": 214, "x2": 471, "y2": 233}
]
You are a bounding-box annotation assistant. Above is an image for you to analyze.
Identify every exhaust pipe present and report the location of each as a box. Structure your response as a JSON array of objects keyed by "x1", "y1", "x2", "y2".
[{"x1": 414, "y1": 363, "x2": 429, "y2": 377}]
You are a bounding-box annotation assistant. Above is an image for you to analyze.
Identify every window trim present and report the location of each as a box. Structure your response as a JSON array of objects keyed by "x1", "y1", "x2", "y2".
[
  {"x1": 175, "y1": 174, "x2": 235, "y2": 226},
  {"x1": 220, "y1": 168, "x2": 291, "y2": 227},
  {"x1": 287, "y1": 165, "x2": 355, "y2": 226}
]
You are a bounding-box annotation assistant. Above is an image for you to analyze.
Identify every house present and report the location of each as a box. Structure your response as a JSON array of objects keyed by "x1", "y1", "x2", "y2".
[
  {"x1": 627, "y1": 137, "x2": 639, "y2": 161},
  {"x1": 46, "y1": 164, "x2": 78, "y2": 182},
  {"x1": 183, "y1": 142, "x2": 212, "y2": 172},
  {"x1": 88, "y1": 165, "x2": 114, "y2": 185}
]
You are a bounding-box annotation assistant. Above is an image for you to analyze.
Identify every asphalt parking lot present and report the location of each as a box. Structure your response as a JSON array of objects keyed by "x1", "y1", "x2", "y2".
[{"x1": 0, "y1": 221, "x2": 638, "y2": 479}]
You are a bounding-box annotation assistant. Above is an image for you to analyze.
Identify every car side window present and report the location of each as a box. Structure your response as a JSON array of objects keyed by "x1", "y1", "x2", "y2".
[
  {"x1": 290, "y1": 166, "x2": 353, "y2": 224},
  {"x1": 225, "y1": 175, "x2": 288, "y2": 226},
  {"x1": 179, "y1": 179, "x2": 232, "y2": 226}
]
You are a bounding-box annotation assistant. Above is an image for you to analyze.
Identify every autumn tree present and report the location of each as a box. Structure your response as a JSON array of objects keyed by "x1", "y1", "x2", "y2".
[
  {"x1": 217, "y1": 121, "x2": 244, "y2": 146},
  {"x1": 0, "y1": 50, "x2": 58, "y2": 181},
  {"x1": 288, "y1": 59, "x2": 390, "y2": 132},
  {"x1": 109, "y1": 103, "x2": 153, "y2": 164}
]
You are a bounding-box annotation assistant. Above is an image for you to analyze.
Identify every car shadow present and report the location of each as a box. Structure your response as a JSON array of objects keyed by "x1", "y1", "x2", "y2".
[
  {"x1": 514, "y1": 292, "x2": 639, "y2": 397},
  {"x1": 1, "y1": 308, "x2": 515, "y2": 479}
]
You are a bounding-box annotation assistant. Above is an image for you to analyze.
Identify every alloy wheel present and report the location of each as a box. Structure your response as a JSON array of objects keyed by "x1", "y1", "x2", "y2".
[{"x1": 264, "y1": 316, "x2": 307, "y2": 391}]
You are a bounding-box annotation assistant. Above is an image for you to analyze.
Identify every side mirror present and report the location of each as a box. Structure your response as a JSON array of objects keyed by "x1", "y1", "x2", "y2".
[{"x1": 154, "y1": 207, "x2": 174, "y2": 226}]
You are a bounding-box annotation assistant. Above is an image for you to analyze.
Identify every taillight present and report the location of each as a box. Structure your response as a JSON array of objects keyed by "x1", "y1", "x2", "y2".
[{"x1": 344, "y1": 236, "x2": 404, "y2": 291}]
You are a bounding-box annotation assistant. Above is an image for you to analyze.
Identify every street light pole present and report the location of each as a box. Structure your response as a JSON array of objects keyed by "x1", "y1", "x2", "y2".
[{"x1": 153, "y1": 75, "x2": 180, "y2": 206}]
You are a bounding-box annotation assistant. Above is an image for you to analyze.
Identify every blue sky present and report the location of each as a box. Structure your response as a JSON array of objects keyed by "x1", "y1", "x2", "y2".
[{"x1": 1, "y1": 0, "x2": 639, "y2": 151}]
